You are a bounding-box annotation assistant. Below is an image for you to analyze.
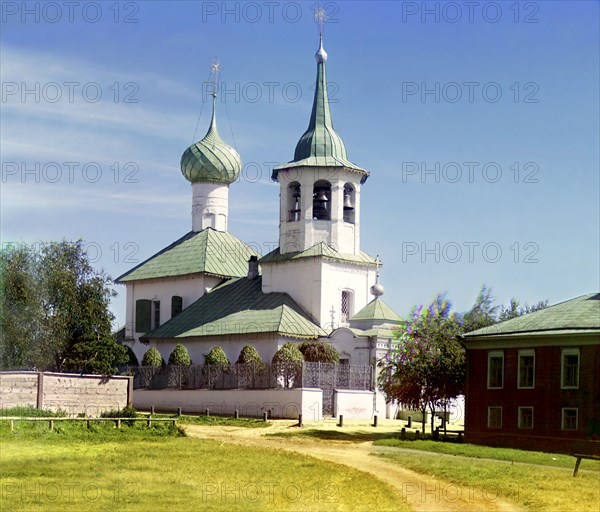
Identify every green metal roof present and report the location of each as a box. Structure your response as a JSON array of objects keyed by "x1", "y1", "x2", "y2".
[
  {"x1": 142, "y1": 276, "x2": 326, "y2": 340},
  {"x1": 272, "y1": 38, "x2": 368, "y2": 181},
  {"x1": 180, "y1": 94, "x2": 242, "y2": 184},
  {"x1": 116, "y1": 229, "x2": 258, "y2": 282},
  {"x1": 259, "y1": 243, "x2": 378, "y2": 267},
  {"x1": 350, "y1": 327, "x2": 400, "y2": 339},
  {"x1": 350, "y1": 298, "x2": 402, "y2": 325},
  {"x1": 463, "y1": 293, "x2": 600, "y2": 338}
]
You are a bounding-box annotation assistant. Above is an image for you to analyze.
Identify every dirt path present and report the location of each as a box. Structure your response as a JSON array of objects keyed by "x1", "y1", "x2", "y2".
[{"x1": 184, "y1": 422, "x2": 522, "y2": 512}]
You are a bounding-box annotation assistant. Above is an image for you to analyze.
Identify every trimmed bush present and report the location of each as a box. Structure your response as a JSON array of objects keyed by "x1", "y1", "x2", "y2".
[
  {"x1": 168, "y1": 344, "x2": 192, "y2": 366},
  {"x1": 205, "y1": 346, "x2": 230, "y2": 366},
  {"x1": 236, "y1": 345, "x2": 264, "y2": 367},
  {"x1": 142, "y1": 347, "x2": 163, "y2": 367},
  {"x1": 272, "y1": 343, "x2": 303, "y2": 364},
  {"x1": 299, "y1": 340, "x2": 340, "y2": 364},
  {"x1": 124, "y1": 345, "x2": 139, "y2": 366}
]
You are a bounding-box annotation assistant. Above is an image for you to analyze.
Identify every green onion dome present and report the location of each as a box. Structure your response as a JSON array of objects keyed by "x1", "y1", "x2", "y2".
[{"x1": 180, "y1": 96, "x2": 242, "y2": 184}]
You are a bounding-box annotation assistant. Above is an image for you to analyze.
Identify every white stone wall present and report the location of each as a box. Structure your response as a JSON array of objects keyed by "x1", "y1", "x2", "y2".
[
  {"x1": 0, "y1": 372, "x2": 132, "y2": 416},
  {"x1": 133, "y1": 388, "x2": 323, "y2": 421},
  {"x1": 333, "y1": 389, "x2": 376, "y2": 419},
  {"x1": 191, "y1": 182, "x2": 229, "y2": 232}
]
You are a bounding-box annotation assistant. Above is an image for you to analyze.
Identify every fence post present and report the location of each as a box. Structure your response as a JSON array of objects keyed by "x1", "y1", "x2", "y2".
[
  {"x1": 401, "y1": 427, "x2": 406, "y2": 440},
  {"x1": 373, "y1": 415, "x2": 378, "y2": 428},
  {"x1": 234, "y1": 410, "x2": 239, "y2": 419},
  {"x1": 298, "y1": 414, "x2": 303, "y2": 427},
  {"x1": 338, "y1": 414, "x2": 344, "y2": 427}
]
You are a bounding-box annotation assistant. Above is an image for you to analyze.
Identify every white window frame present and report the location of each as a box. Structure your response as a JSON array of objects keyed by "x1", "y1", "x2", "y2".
[
  {"x1": 487, "y1": 351, "x2": 504, "y2": 389},
  {"x1": 487, "y1": 406, "x2": 502, "y2": 429},
  {"x1": 561, "y1": 348, "x2": 580, "y2": 389},
  {"x1": 518, "y1": 406, "x2": 534, "y2": 429},
  {"x1": 517, "y1": 349, "x2": 535, "y2": 389},
  {"x1": 561, "y1": 408, "x2": 578, "y2": 431}
]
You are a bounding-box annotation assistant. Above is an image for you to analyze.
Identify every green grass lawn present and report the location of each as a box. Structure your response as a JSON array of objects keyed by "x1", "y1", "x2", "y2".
[
  {"x1": 0, "y1": 423, "x2": 403, "y2": 512},
  {"x1": 375, "y1": 440, "x2": 600, "y2": 512}
]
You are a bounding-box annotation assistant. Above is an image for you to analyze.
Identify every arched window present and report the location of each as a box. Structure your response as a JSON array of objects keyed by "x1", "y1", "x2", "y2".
[
  {"x1": 341, "y1": 290, "x2": 354, "y2": 322},
  {"x1": 288, "y1": 182, "x2": 301, "y2": 222},
  {"x1": 312, "y1": 180, "x2": 331, "y2": 220},
  {"x1": 343, "y1": 184, "x2": 355, "y2": 224}
]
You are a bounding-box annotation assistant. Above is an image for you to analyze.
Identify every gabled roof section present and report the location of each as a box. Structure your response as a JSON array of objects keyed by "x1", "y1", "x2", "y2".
[
  {"x1": 463, "y1": 293, "x2": 600, "y2": 339},
  {"x1": 350, "y1": 298, "x2": 402, "y2": 326},
  {"x1": 115, "y1": 229, "x2": 258, "y2": 283},
  {"x1": 142, "y1": 276, "x2": 326, "y2": 340},
  {"x1": 259, "y1": 243, "x2": 378, "y2": 267}
]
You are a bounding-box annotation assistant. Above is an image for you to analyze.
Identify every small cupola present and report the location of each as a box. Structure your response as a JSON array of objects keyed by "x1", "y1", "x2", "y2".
[{"x1": 181, "y1": 63, "x2": 241, "y2": 185}]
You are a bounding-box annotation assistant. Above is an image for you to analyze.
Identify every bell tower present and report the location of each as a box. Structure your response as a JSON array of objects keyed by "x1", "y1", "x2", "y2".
[
  {"x1": 262, "y1": 15, "x2": 378, "y2": 330},
  {"x1": 271, "y1": 20, "x2": 369, "y2": 256}
]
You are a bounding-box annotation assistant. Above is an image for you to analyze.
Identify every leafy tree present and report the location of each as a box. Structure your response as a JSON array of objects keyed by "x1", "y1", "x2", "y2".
[
  {"x1": 379, "y1": 293, "x2": 464, "y2": 434},
  {"x1": 168, "y1": 344, "x2": 192, "y2": 366},
  {"x1": 204, "y1": 346, "x2": 230, "y2": 366},
  {"x1": 299, "y1": 340, "x2": 339, "y2": 363},
  {"x1": 0, "y1": 241, "x2": 127, "y2": 374},
  {"x1": 498, "y1": 298, "x2": 548, "y2": 321},
  {"x1": 142, "y1": 347, "x2": 163, "y2": 367},
  {"x1": 462, "y1": 284, "x2": 498, "y2": 333},
  {"x1": 236, "y1": 345, "x2": 264, "y2": 367}
]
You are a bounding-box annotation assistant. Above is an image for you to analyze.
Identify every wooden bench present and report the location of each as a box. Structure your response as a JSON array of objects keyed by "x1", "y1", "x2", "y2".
[
  {"x1": 572, "y1": 453, "x2": 600, "y2": 476},
  {"x1": 434, "y1": 427, "x2": 463, "y2": 442}
]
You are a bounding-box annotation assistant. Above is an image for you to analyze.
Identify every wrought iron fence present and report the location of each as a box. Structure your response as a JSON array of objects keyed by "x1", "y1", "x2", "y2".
[{"x1": 129, "y1": 362, "x2": 373, "y2": 391}]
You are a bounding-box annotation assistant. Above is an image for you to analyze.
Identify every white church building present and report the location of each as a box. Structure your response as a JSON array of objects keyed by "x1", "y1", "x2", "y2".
[{"x1": 116, "y1": 31, "x2": 402, "y2": 419}]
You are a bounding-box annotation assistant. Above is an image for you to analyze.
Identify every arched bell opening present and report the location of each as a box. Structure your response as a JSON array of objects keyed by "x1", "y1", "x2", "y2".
[
  {"x1": 343, "y1": 183, "x2": 355, "y2": 224},
  {"x1": 313, "y1": 180, "x2": 331, "y2": 220},
  {"x1": 288, "y1": 182, "x2": 301, "y2": 222}
]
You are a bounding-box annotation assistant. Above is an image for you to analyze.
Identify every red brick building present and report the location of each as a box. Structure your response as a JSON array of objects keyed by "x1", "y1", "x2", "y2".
[{"x1": 461, "y1": 293, "x2": 600, "y2": 455}]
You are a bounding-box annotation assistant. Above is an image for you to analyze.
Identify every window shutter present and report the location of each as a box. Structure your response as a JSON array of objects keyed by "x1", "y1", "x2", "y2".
[
  {"x1": 135, "y1": 299, "x2": 151, "y2": 333},
  {"x1": 171, "y1": 296, "x2": 183, "y2": 318}
]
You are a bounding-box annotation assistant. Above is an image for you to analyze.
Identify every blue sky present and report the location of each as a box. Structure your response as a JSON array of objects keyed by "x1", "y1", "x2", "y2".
[{"x1": 2, "y1": 1, "x2": 599, "y2": 328}]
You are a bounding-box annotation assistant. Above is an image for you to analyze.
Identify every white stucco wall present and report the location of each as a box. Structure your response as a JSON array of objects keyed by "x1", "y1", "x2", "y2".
[
  {"x1": 133, "y1": 388, "x2": 323, "y2": 421},
  {"x1": 147, "y1": 333, "x2": 282, "y2": 367},
  {"x1": 191, "y1": 182, "x2": 229, "y2": 232},
  {"x1": 262, "y1": 260, "x2": 376, "y2": 329},
  {"x1": 122, "y1": 274, "x2": 224, "y2": 359}
]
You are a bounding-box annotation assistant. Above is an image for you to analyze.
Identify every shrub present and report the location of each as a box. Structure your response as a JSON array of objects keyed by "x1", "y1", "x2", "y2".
[
  {"x1": 168, "y1": 344, "x2": 192, "y2": 366},
  {"x1": 299, "y1": 340, "x2": 340, "y2": 363},
  {"x1": 236, "y1": 345, "x2": 264, "y2": 367},
  {"x1": 204, "y1": 346, "x2": 230, "y2": 366},
  {"x1": 142, "y1": 347, "x2": 164, "y2": 367},
  {"x1": 272, "y1": 343, "x2": 303, "y2": 364},
  {"x1": 124, "y1": 345, "x2": 139, "y2": 366},
  {"x1": 100, "y1": 405, "x2": 138, "y2": 418}
]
